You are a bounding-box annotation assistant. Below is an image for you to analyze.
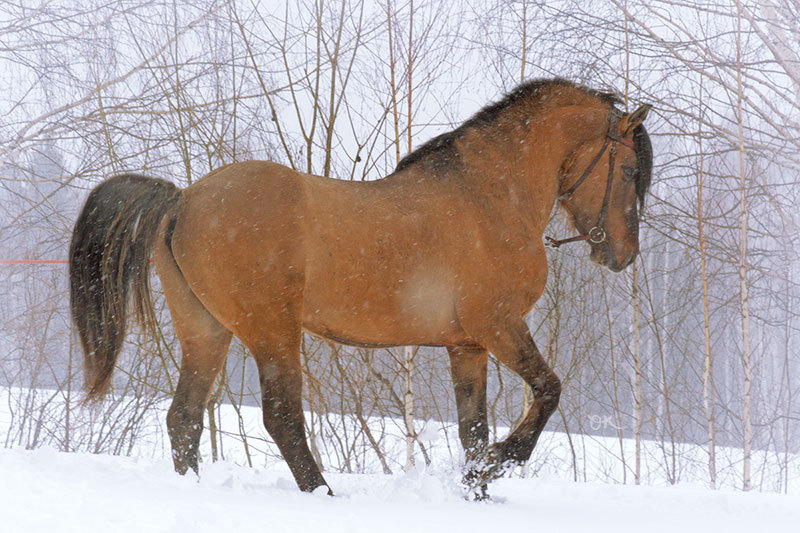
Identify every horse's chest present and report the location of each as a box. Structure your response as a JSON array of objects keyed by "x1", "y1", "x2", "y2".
[{"x1": 466, "y1": 232, "x2": 547, "y2": 309}]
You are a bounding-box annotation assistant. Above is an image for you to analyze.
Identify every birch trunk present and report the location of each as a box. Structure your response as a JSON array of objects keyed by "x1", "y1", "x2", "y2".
[
  {"x1": 632, "y1": 261, "x2": 642, "y2": 485},
  {"x1": 519, "y1": 2, "x2": 533, "y2": 472},
  {"x1": 782, "y1": 262, "x2": 792, "y2": 493},
  {"x1": 622, "y1": 3, "x2": 643, "y2": 485},
  {"x1": 404, "y1": 345, "x2": 416, "y2": 471},
  {"x1": 65, "y1": 337, "x2": 73, "y2": 453},
  {"x1": 736, "y1": 0, "x2": 753, "y2": 492},
  {"x1": 399, "y1": 0, "x2": 417, "y2": 471},
  {"x1": 697, "y1": 89, "x2": 716, "y2": 488}
]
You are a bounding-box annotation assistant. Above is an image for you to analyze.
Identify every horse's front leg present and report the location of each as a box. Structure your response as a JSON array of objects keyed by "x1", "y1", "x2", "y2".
[
  {"x1": 446, "y1": 345, "x2": 490, "y2": 499},
  {"x1": 467, "y1": 319, "x2": 561, "y2": 487}
]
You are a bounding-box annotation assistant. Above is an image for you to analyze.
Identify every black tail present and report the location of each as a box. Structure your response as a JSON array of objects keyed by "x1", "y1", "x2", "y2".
[{"x1": 69, "y1": 174, "x2": 181, "y2": 400}]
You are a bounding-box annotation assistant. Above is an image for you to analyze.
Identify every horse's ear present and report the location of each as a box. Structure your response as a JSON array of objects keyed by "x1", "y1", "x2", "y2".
[{"x1": 623, "y1": 104, "x2": 651, "y2": 134}]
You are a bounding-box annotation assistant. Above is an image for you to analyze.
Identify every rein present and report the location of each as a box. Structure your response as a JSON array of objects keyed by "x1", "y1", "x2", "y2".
[{"x1": 545, "y1": 109, "x2": 635, "y2": 249}]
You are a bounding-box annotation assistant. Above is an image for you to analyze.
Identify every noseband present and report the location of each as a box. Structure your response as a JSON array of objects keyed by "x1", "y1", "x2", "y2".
[{"x1": 545, "y1": 108, "x2": 636, "y2": 249}]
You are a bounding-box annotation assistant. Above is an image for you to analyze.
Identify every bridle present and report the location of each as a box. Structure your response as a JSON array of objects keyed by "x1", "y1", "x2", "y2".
[{"x1": 545, "y1": 108, "x2": 636, "y2": 249}]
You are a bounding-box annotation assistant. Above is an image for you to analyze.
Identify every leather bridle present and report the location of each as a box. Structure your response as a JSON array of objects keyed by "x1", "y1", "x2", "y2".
[{"x1": 545, "y1": 108, "x2": 636, "y2": 249}]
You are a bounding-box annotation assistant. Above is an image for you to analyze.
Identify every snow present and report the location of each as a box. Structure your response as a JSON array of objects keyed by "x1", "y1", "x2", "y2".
[
  {"x1": 1, "y1": 445, "x2": 799, "y2": 533},
  {"x1": 2, "y1": 386, "x2": 799, "y2": 531}
]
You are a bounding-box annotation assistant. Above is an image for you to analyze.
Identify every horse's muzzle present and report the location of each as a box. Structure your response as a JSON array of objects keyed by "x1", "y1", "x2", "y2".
[{"x1": 591, "y1": 242, "x2": 637, "y2": 272}]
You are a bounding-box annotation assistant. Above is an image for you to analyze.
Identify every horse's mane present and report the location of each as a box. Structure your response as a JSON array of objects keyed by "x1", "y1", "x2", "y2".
[
  {"x1": 632, "y1": 123, "x2": 653, "y2": 210},
  {"x1": 394, "y1": 77, "x2": 652, "y2": 208}
]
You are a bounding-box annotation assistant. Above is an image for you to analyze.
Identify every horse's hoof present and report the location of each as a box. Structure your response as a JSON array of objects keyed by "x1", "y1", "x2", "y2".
[
  {"x1": 467, "y1": 484, "x2": 490, "y2": 502},
  {"x1": 463, "y1": 453, "x2": 521, "y2": 489},
  {"x1": 312, "y1": 485, "x2": 334, "y2": 497}
]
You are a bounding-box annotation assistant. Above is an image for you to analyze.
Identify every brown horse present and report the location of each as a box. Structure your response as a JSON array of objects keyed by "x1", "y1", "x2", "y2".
[{"x1": 69, "y1": 78, "x2": 652, "y2": 497}]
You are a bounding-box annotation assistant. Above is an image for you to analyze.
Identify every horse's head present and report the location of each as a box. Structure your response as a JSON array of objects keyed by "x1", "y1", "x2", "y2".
[{"x1": 557, "y1": 104, "x2": 653, "y2": 272}]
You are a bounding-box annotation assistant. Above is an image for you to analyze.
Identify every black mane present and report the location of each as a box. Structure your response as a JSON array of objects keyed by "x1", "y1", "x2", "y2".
[
  {"x1": 633, "y1": 123, "x2": 653, "y2": 210},
  {"x1": 395, "y1": 78, "x2": 621, "y2": 173},
  {"x1": 394, "y1": 77, "x2": 652, "y2": 208}
]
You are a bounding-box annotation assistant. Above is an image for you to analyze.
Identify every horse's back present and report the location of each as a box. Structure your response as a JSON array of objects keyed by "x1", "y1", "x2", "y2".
[
  {"x1": 164, "y1": 159, "x2": 540, "y2": 348},
  {"x1": 168, "y1": 160, "x2": 469, "y2": 346}
]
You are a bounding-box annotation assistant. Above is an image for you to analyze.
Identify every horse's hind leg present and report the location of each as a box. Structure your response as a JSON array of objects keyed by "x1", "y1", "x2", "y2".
[
  {"x1": 240, "y1": 310, "x2": 330, "y2": 494},
  {"x1": 155, "y1": 244, "x2": 233, "y2": 474},
  {"x1": 469, "y1": 320, "x2": 561, "y2": 485},
  {"x1": 447, "y1": 345, "x2": 490, "y2": 498}
]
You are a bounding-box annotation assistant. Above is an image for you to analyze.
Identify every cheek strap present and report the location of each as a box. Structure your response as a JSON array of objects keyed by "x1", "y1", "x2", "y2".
[{"x1": 546, "y1": 111, "x2": 623, "y2": 249}]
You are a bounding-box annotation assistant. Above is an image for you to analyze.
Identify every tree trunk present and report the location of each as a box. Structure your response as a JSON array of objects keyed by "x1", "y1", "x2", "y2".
[
  {"x1": 697, "y1": 85, "x2": 716, "y2": 488},
  {"x1": 736, "y1": 0, "x2": 753, "y2": 492},
  {"x1": 632, "y1": 261, "x2": 642, "y2": 485},
  {"x1": 404, "y1": 345, "x2": 416, "y2": 471}
]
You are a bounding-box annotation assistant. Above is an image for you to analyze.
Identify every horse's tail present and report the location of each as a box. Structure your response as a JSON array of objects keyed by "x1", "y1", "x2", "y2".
[{"x1": 69, "y1": 174, "x2": 182, "y2": 400}]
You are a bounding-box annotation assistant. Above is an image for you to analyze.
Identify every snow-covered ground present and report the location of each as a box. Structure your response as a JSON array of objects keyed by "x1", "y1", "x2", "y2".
[
  {"x1": 2, "y1": 445, "x2": 799, "y2": 533},
  {"x1": 2, "y1": 386, "x2": 799, "y2": 532}
]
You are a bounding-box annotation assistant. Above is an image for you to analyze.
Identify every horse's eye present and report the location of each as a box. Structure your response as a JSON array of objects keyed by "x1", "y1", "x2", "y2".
[{"x1": 621, "y1": 165, "x2": 637, "y2": 182}]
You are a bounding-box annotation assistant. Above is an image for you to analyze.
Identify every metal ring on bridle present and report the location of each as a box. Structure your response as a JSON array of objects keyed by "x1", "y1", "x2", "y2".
[{"x1": 588, "y1": 226, "x2": 606, "y2": 244}]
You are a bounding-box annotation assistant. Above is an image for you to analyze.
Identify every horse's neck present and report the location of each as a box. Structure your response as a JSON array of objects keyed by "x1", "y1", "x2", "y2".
[
  {"x1": 454, "y1": 126, "x2": 565, "y2": 232},
  {"x1": 474, "y1": 106, "x2": 609, "y2": 230},
  {"x1": 384, "y1": 106, "x2": 607, "y2": 232}
]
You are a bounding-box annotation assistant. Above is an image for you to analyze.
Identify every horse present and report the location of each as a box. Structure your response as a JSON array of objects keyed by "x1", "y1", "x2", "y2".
[{"x1": 69, "y1": 77, "x2": 653, "y2": 498}]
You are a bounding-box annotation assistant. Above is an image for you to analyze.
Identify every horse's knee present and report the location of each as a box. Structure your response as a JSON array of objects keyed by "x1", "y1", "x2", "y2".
[{"x1": 532, "y1": 372, "x2": 561, "y2": 412}]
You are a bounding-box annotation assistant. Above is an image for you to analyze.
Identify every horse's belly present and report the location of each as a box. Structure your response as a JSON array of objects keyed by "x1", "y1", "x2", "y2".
[{"x1": 301, "y1": 265, "x2": 464, "y2": 346}]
